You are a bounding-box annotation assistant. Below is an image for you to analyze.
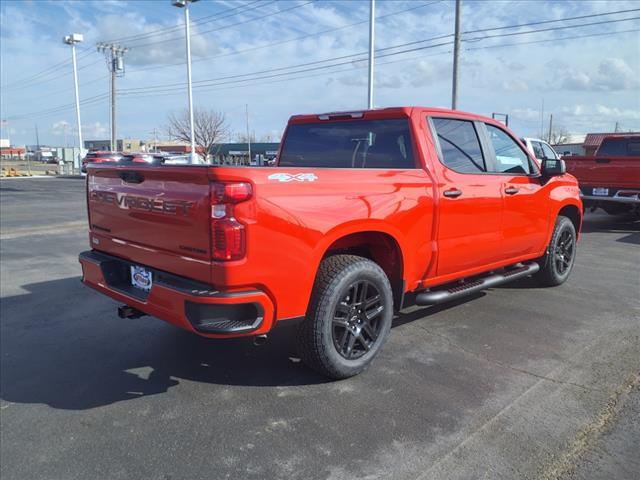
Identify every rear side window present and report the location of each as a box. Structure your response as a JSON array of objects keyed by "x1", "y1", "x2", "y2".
[
  {"x1": 486, "y1": 124, "x2": 531, "y2": 174},
  {"x1": 279, "y1": 119, "x2": 415, "y2": 168},
  {"x1": 599, "y1": 138, "x2": 640, "y2": 156},
  {"x1": 598, "y1": 138, "x2": 627, "y2": 156},
  {"x1": 431, "y1": 118, "x2": 486, "y2": 173}
]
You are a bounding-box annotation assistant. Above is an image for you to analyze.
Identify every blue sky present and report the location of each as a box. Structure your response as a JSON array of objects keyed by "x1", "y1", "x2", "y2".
[{"x1": 1, "y1": 0, "x2": 639, "y2": 147}]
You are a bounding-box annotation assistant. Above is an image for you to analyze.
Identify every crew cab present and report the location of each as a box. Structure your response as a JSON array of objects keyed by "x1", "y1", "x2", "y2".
[
  {"x1": 79, "y1": 107, "x2": 582, "y2": 379},
  {"x1": 563, "y1": 135, "x2": 640, "y2": 215}
]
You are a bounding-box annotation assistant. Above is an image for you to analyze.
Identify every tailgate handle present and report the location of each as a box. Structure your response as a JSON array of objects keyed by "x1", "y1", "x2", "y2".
[
  {"x1": 119, "y1": 171, "x2": 144, "y2": 184},
  {"x1": 595, "y1": 158, "x2": 610, "y2": 164}
]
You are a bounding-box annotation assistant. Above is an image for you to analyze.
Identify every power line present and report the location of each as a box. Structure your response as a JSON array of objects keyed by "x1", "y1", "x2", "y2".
[
  {"x1": 128, "y1": 0, "x2": 315, "y2": 49},
  {"x1": 463, "y1": 6, "x2": 640, "y2": 34},
  {"x1": 9, "y1": 24, "x2": 637, "y2": 121},
  {"x1": 118, "y1": 14, "x2": 640, "y2": 95},
  {"x1": 5, "y1": 93, "x2": 109, "y2": 121},
  {"x1": 126, "y1": 1, "x2": 445, "y2": 74},
  {"x1": 1, "y1": 51, "x2": 98, "y2": 91},
  {"x1": 464, "y1": 15, "x2": 640, "y2": 42},
  {"x1": 121, "y1": 33, "x2": 454, "y2": 94},
  {"x1": 118, "y1": 26, "x2": 639, "y2": 101},
  {"x1": 97, "y1": 0, "x2": 266, "y2": 45}
]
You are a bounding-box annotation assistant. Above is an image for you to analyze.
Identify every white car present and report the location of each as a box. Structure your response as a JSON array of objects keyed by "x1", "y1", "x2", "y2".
[{"x1": 520, "y1": 137, "x2": 560, "y2": 162}]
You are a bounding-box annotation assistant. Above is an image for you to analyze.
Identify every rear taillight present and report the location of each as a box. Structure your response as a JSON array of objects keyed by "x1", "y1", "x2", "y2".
[{"x1": 210, "y1": 182, "x2": 252, "y2": 261}]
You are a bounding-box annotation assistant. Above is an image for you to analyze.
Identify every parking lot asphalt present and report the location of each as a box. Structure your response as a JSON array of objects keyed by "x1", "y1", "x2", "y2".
[{"x1": 1, "y1": 177, "x2": 638, "y2": 480}]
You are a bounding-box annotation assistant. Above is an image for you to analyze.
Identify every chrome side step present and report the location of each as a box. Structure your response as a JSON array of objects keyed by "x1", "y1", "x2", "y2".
[{"x1": 415, "y1": 262, "x2": 540, "y2": 306}]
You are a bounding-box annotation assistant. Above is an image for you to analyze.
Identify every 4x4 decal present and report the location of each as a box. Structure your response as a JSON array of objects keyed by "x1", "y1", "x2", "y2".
[{"x1": 268, "y1": 173, "x2": 318, "y2": 182}]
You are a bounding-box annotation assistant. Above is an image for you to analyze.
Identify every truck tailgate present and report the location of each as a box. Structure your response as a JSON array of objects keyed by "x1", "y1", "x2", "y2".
[
  {"x1": 564, "y1": 156, "x2": 640, "y2": 189},
  {"x1": 87, "y1": 165, "x2": 212, "y2": 278}
]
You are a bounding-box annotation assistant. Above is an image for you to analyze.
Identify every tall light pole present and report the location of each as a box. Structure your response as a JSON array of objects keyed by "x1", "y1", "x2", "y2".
[
  {"x1": 64, "y1": 33, "x2": 84, "y2": 169},
  {"x1": 173, "y1": 0, "x2": 198, "y2": 164},
  {"x1": 451, "y1": 0, "x2": 461, "y2": 110},
  {"x1": 367, "y1": 0, "x2": 375, "y2": 110}
]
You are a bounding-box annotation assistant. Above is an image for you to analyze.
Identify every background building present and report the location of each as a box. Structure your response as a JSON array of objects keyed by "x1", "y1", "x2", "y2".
[
  {"x1": 84, "y1": 138, "x2": 143, "y2": 152},
  {"x1": 211, "y1": 142, "x2": 280, "y2": 165}
]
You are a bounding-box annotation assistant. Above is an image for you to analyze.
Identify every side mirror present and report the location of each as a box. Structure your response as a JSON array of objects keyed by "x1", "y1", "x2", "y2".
[{"x1": 542, "y1": 158, "x2": 566, "y2": 177}]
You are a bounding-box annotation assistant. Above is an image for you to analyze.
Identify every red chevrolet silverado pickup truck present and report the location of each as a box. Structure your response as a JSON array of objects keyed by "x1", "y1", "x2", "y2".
[
  {"x1": 79, "y1": 107, "x2": 582, "y2": 379},
  {"x1": 563, "y1": 134, "x2": 640, "y2": 215}
]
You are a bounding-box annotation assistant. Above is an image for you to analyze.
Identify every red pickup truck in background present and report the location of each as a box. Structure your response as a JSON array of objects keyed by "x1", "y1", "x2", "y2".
[
  {"x1": 79, "y1": 107, "x2": 582, "y2": 379},
  {"x1": 563, "y1": 135, "x2": 640, "y2": 215}
]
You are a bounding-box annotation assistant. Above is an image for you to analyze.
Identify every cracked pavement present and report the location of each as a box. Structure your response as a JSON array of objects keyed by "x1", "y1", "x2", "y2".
[{"x1": 1, "y1": 178, "x2": 639, "y2": 480}]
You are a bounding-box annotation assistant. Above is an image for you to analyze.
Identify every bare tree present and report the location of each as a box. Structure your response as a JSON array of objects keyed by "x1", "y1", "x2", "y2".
[
  {"x1": 166, "y1": 109, "x2": 229, "y2": 162},
  {"x1": 235, "y1": 131, "x2": 257, "y2": 144},
  {"x1": 235, "y1": 131, "x2": 279, "y2": 143},
  {"x1": 545, "y1": 125, "x2": 570, "y2": 145}
]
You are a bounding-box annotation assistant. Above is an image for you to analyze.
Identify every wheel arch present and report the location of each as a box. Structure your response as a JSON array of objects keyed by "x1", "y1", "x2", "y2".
[
  {"x1": 317, "y1": 229, "x2": 406, "y2": 311},
  {"x1": 557, "y1": 203, "x2": 582, "y2": 237}
]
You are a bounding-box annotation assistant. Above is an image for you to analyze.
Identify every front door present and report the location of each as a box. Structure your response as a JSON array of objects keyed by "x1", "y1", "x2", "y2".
[
  {"x1": 483, "y1": 123, "x2": 549, "y2": 258},
  {"x1": 430, "y1": 117, "x2": 505, "y2": 276}
]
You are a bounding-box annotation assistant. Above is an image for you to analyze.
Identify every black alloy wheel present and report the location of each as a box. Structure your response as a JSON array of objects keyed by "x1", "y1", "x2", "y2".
[
  {"x1": 554, "y1": 229, "x2": 575, "y2": 275},
  {"x1": 332, "y1": 280, "x2": 385, "y2": 360}
]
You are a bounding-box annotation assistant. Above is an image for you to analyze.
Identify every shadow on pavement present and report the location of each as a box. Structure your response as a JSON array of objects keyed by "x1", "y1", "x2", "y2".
[{"x1": 1, "y1": 276, "x2": 474, "y2": 410}]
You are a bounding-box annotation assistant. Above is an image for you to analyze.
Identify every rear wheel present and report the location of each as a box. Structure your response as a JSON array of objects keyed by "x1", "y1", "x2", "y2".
[
  {"x1": 536, "y1": 215, "x2": 577, "y2": 287},
  {"x1": 297, "y1": 255, "x2": 393, "y2": 379}
]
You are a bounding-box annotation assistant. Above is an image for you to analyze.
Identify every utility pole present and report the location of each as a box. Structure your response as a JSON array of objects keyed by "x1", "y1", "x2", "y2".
[
  {"x1": 245, "y1": 104, "x2": 251, "y2": 166},
  {"x1": 614, "y1": 121, "x2": 620, "y2": 132},
  {"x1": 367, "y1": 0, "x2": 375, "y2": 109},
  {"x1": 97, "y1": 42, "x2": 127, "y2": 152},
  {"x1": 540, "y1": 99, "x2": 545, "y2": 139},
  {"x1": 152, "y1": 128, "x2": 158, "y2": 152},
  {"x1": 64, "y1": 33, "x2": 84, "y2": 170},
  {"x1": 451, "y1": 0, "x2": 461, "y2": 109},
  {"x1": 35, "y1": 124, "x2": 39, "y2": 150},
  {"x1": 548, "y1": 114, "x2": 553, "y2": 143}
]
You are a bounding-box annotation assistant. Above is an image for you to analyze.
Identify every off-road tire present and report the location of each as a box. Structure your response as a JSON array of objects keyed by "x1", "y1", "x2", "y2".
[
  {"x1": 535, "y1": 215, "x2": 577, "y2": 287},
  {"x1": 297, "y1": 255, "x2": 393, "y2": 379}
]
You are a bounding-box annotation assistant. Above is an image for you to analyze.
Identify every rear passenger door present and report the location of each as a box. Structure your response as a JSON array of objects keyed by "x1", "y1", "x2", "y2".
[
  {"x1": 483, "y1": 123, "x2": 549, "y2": 258},
  {"x1": 429, "y1": 117, "x2": 505, "y2": 277}
]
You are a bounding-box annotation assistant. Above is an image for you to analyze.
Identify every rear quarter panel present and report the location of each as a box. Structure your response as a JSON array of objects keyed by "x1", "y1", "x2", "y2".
[{"x1": 213, "y1": 167, "x2": 435, "y2": 320}]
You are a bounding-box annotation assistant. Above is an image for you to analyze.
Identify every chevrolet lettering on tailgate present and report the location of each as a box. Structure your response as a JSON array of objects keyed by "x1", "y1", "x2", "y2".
[{"x1": 90, "y1": 191, "x2": 193, "y2": 215}]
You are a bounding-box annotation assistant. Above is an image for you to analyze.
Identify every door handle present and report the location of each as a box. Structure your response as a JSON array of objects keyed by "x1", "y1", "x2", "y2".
[
  {"x1": 505, "y1": 187, "x2": 519, "y2": 195},
  {"x1": 443, "y1": 188, "x2": 463, "y2": 198},
  {"x1": 595, "y1": 158, "x2": 611, "y2": 164}
]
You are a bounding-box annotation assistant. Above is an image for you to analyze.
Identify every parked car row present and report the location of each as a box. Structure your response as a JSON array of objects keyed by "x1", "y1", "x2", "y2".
[{"x1": 81, "y1": 151, "x2": 195, "y2": 172}]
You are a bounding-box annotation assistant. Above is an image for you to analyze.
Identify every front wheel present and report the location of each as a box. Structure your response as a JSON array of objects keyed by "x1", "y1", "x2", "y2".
[
  {"x1": 297, "y1": 255, "x2": 393, "y2": 379},
  {"x1": 535, "y1": 215, "x2": 577, "y2": 287}
]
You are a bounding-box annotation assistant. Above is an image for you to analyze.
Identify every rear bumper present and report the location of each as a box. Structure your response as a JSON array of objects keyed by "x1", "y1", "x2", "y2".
[
  {"x1": 79, "y1": 250, "x2": 275, "y2": 338},
  {"x1": 580, "y1": 187, "x2": 640, "y2": 205}
]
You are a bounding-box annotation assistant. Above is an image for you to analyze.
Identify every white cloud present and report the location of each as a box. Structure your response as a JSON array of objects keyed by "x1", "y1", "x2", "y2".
[
  {"x1": 83, "y1": 121, "x2": 109, "y2": 139},
  {"x1": 559, "y1": 58, "x2": 639, "y2": 91}
]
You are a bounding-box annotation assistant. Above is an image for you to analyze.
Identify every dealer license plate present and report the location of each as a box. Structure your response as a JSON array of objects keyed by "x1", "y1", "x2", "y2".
[
  {"x1": 592, "y1": 188, "x2": 609, "y2": 196},
  {"x1": 131, "y1": 265, "x2": 153, "y2": 291}
]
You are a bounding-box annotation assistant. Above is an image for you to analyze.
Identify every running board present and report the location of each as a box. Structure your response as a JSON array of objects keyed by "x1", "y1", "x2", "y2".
[{"x1": 415, "y1": 262, "x2": 540, "y2": 306}]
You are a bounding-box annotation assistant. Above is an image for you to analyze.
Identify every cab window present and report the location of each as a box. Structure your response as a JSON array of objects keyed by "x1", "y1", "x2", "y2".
[
  {"x1": 531, "y1": 142, "x2": 545, "y2": 159},
  {"x1": 541, "y1": 143, "x2": 558, "y2": 160},
  {"x1": 486, "y1": 124, "x2": 532, "y2": 174},
  {"x1": 431, "y1": 118, "x2": 486, "y2": 173}
]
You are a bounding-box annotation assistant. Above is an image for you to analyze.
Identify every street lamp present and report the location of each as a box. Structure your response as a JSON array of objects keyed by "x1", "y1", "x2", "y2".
[
  {"x1": 172, "y1": 0, "x2": 199, "y2": 164},
  {"x1": 63, "y1": 33, "x2": 84, "y2": 170}
]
